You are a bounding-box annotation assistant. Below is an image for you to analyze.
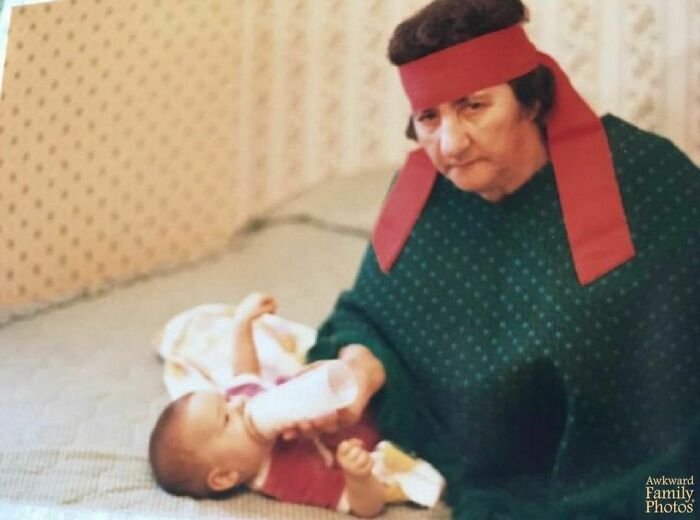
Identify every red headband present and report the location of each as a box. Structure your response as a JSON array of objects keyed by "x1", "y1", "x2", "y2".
[{"x1": 372, "y1": 25, "x2": 635, "y2": 285}]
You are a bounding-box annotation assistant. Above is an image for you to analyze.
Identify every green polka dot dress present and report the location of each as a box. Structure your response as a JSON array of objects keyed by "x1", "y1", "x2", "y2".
[{"x1": 307, "y1": 115, "x2": 700, "y2": 519}]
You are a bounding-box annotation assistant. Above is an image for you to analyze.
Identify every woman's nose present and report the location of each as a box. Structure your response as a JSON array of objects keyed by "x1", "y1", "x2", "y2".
[{"x1": 439, "y1": 115, "x2": 470, "y2": 159}]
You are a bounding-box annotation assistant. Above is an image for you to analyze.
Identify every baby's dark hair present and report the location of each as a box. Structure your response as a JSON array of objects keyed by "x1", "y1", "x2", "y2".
[{"x1": 148, "y1": 393, "x2": 212, "y2": 498}]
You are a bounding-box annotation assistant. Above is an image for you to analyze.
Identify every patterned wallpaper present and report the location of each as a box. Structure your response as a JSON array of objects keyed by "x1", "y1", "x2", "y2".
[
  {"x1": 228, "y1": 0, "x2": 700, "y2": 188},
  {"x1": 526, "y1": 0, "x2": 700, "y2": 157},
  {"x1": 0, "y1": 0, "x2": 698, "y2": 318},
  {"x1": 0, "y1": 0, "x2": 241, "y2": 313}
]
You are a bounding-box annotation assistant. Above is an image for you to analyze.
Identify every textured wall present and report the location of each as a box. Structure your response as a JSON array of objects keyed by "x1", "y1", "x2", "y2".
[
  {"x1": 228, "y1": 0, "x2": 700, "y2": 183},
  {"x1": 0, "y1": 0, "x2": 240, "y2": 314},
  {"x1": 527, "y1": 0, "x2": 700, "y2": 161},
  {"x1": 1, "y1": 0, "x2": 699, "y2": 318}
]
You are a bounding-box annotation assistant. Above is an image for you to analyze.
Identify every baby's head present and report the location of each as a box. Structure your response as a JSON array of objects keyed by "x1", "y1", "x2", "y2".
[{"x1": 149, "y1": 391, "x2": 272, "y2": 498}]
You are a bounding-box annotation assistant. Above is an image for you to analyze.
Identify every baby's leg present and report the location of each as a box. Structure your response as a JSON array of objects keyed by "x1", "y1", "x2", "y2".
[{"x1": 337, "y1": 439, "x2": 386, "y2": 517}]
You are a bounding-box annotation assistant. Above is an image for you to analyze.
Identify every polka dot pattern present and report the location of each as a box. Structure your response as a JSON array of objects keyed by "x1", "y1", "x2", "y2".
[
  {"x1": 310, "y1": 115, "x2": 700, "y2": 502},
  {"x1": 0, "y1": 0, "x2": 238, "y2": 309},
  {"x1": 0, "y1": 0, "x2": 431, "y2": 318},
  {"x1": 3, "y1": 0, "x2": 700, "y2": 324}
]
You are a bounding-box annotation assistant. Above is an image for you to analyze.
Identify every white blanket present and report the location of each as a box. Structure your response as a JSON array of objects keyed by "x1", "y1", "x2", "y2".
[{"x1": 155, "y1": 303, "x2": 316, "y2": 400}]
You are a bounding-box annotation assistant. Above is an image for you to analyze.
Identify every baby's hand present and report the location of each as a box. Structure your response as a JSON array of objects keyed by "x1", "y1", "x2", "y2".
[
  {"x1": 235, "y1": 292, "x2": 277, "y2": 324},
  {"x1": 337, "y1": 438, "x2": 374, "y2": 479}
]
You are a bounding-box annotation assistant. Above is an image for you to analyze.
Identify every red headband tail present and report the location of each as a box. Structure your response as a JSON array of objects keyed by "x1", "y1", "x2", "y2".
[
  {"x1": 372, "y1": 25, "x2": 635, "y2": 284},
  {"x1": 537, "y1": 52, "x2": 635, "y2": 283},
  {"x1": 372, "y1": 150, "x2": 437, "y2": 272}
]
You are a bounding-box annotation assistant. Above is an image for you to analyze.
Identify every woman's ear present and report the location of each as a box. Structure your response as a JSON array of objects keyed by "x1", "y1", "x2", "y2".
[{"x1": 206, "y1": 467, "x2": 240, "y2": 492}]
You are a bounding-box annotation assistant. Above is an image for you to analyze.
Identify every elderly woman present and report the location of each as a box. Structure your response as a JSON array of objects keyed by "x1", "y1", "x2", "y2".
[{"x1": 303, "y1": 0, "x2": 700, "y2": 518}]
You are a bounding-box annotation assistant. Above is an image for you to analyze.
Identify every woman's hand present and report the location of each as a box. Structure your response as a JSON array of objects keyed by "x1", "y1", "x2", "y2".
[{"x1": 280, "y1": 344, "x2": 386, "y2": 440}]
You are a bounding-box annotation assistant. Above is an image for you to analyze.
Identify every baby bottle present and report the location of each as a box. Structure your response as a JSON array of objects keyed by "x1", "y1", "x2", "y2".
[{"x1": 244, "y1": 360, "x2": 359, "y2": 440}]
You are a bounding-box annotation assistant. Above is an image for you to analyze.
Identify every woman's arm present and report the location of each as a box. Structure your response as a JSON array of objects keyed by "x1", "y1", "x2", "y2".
[
  {"x1": 301, "y1": 244, "x2": 440, "y2": 454},
  {"x1": 302, "y1": 274, "x2": 430, "y2": 453}
]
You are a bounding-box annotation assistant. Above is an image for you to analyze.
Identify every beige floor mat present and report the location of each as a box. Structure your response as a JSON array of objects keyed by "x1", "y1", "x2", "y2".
[{"x1": 0, "y1": 169, "x2": 450, "y2": 519}]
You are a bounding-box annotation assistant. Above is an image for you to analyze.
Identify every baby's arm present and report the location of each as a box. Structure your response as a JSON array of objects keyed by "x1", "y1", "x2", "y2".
[
  {"x1": 337, "y1": 439, "x2": 385, "y2": 518},
  {"x1": 231, "y1": 293, "x2": 277, "y2": 376}
]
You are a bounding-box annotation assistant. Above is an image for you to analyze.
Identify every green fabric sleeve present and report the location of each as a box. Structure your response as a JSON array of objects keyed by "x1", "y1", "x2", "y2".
[
  {"x1": 306, "y1": 247, "x2": 465, "y2": 484},
  {"x1": 306, "y1": 172, "x2": 436, "y2": 453},
  {"x1": 306, "y1": 280, "x2": 425, "y2": 453}
]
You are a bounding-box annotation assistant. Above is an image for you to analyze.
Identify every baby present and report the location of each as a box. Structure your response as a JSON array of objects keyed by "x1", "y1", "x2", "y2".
[{"x1": 148, "y1": 293, "x2": 408, "y2": 517}]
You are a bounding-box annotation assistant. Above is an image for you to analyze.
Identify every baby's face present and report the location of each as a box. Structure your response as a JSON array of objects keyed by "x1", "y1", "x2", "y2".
[{"x1": 179, "y1": 392, "x2": 271, "y2": 483}]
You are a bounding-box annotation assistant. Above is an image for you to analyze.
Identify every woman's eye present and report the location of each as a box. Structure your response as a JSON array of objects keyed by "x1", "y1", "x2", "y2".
[
  {"x1": 224, "y1": 412, "x2": 230, "y2": 426},
  {"x1": 460, "y1": 100, "x2": 483, "y2": 111},
  {"x1": 415, "y1": 111, "x2": 437, "y2": 123}
]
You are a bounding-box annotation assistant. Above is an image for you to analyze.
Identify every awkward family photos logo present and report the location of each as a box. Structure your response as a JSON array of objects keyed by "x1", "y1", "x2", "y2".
[{"x1": 645, "y1": 475, "x2": 694, "y2": 514}]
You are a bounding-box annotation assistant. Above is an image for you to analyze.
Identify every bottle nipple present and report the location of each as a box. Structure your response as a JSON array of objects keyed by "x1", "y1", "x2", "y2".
[{"x1": 243, "y1": 402, "x2": 275, "y2": 443}]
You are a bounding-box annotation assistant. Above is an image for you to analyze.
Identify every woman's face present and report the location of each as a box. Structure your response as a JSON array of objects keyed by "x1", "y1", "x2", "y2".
[{"x1": 412, "y1": 83, "x2": 546, "y2": 201}]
